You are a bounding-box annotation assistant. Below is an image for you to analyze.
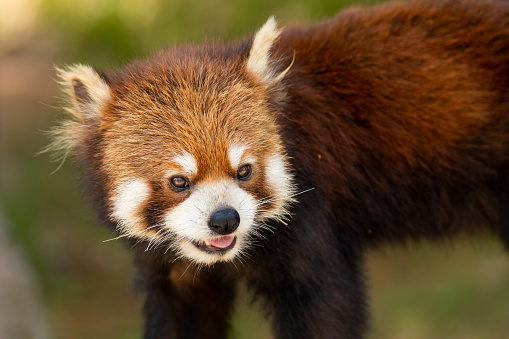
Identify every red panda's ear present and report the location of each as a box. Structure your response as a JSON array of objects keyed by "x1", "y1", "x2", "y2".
[
  {"x1": 42, "y1": 65, "x2": 111, "y2": 162},
  {"x1": 56, "y1": 64, "x2": 111, "y2": 122},
  {"x1": 246, "y1": 17, "x2": 291, "y2": 85}
]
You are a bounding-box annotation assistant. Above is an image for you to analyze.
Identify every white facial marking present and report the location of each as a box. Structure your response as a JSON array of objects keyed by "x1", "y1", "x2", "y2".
[
  {"x1": 164, "y1": 179, "x2": 258, "y2": 264},
  {"x1": 172, "y1": 151, "x2": 198, "y2": 175},
  {"x1": 262, "y1": 154, "x2": 296, "y2": 219},
  {"x1": 111, "y1": 178, "x2": 151, "y2": 237},
  {"x1": 266, "y1": 155, "x2": 289, "y2": 188},
  {"x1": 246, "y1": 17, "x2": 282, "y2": 84},
  {"x1": 228, "y1": 144, "x2": 247, "y2": 169}
]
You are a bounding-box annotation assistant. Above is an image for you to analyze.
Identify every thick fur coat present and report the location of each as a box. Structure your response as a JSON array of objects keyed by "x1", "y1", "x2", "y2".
[{"x1": 50, "y1": 0, "x2": 509, "y2": 338}]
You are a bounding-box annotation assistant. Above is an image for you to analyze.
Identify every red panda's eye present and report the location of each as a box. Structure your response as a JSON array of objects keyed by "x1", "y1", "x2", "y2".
[
  {"x1": 170, "y1": 176, "x2": 189, "y2": 191},
  {"x1": 237, "y1": 164, "x2": 252, "y2": 180}
]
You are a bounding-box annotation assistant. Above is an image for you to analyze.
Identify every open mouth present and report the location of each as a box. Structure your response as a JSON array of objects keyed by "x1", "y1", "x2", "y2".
[{"x1": 192, "y1": 235, "x2": 237, "y2": 254}]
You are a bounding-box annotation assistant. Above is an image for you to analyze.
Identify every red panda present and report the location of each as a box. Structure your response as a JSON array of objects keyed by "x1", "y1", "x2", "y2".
[{"x1": 49, "y1": 0, "x2": 509, "y2": 338}]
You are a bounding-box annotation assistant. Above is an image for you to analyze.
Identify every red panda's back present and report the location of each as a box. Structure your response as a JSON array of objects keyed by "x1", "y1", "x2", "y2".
[{"x1": 270, "y1": 0, "x2": 509, "y2": 238}]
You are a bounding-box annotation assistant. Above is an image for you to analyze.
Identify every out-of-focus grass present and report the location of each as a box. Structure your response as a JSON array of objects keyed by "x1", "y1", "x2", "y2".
[
  {"x1": 37, "y1": 0, "x2": 380, "y2": 67},
  {"x1": 1, "y1": 0, "x2": 509, "y2": 338},
  {"x1": 368, "y1": 239, "x2": 509, "y2": 339}
]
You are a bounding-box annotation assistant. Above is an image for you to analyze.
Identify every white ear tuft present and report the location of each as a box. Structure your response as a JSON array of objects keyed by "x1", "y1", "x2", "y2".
[
  {"x1": 42, "y1": 64, "x2": 111, "y2": 163},
  {"x1": 246, "y1": 17, "x2": 285, "y2": 84},
  {"x1": 56, "y1": 63, "x2": 111, "y2": 121}
]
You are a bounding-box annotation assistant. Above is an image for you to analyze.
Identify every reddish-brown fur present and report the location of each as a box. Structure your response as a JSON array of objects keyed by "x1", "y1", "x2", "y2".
[
  {"x1": 271, "y1": 0, "x2": 509, "y2": 244},
  {"x1": 51, "y1": 0, "x2": 509, "y2": 338}
]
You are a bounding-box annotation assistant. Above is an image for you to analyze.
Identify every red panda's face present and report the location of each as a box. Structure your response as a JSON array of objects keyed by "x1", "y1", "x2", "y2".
[
  {"x1": 102, "y1": 81, "x2": 294, "y2": 264},
  {"x1": 51, "y1": 19, "x2": 295, "y2": 264},
  {"x1": 107, "y1": 144, "x2": 292, "y2": 264}
]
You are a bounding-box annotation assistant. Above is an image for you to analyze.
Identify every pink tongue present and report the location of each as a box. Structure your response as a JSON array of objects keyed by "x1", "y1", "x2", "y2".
[{"x1": 209, "y1": 236, "x2": 234, "y2": 249}]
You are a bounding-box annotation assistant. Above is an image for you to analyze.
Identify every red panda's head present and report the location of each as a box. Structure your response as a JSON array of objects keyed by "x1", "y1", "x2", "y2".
[{"x1": 50, "y1": 18, "x2": 296, "y2": 265}]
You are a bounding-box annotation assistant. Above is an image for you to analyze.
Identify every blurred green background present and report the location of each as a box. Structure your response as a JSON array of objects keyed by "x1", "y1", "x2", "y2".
[{"x1": 1, "y1": 0, "x2": 508, "y2": 338}]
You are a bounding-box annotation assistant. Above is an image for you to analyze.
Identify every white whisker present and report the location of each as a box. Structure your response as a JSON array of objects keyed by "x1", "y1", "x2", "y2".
[
  {"x1": 178, "y1": 262, "x2": 194, "y2": 281},
  {"x1": 102, "y1": 234, "x2": 129, "y2": 243}
]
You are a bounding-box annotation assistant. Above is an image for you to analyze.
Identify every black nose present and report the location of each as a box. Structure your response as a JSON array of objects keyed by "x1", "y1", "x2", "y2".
[{"x1": 208, "y1": 207, "x2": 240, "y2": 235}]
